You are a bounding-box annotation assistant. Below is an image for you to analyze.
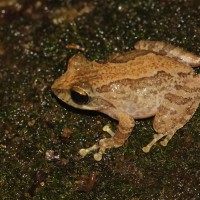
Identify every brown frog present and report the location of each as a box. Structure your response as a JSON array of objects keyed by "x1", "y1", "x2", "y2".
[{"x1": 51, "y1": 40, "x2": 200, "y2": 161}]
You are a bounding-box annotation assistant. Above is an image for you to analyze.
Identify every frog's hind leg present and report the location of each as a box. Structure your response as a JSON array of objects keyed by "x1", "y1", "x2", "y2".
[
  {"x1": 134, "y1": 40, "x2": 200, "y2": 67},
  {"x1": 142, "y1": 78, "x2": 200, "y2": 153}
]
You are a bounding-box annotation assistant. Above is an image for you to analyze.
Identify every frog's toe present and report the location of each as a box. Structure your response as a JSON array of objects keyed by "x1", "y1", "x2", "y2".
[
  {"x1": 94, "y1": 152, "x2": 103, "y2": 161},
  {"x1": 79, "y1": 148, "x2": 90, "y2": 157},
  {"x1": 160, "y1": 139, "x2": 168, "y2": 146},
  {"x1": 103, "y1": 125, "x2": 115, "y2": 136},
  {"x1": 142, "y1": 145, "x2": 151, "y2": 153},
  {"x1": 93, "y1": 143, "x2": 107, "y2": 161},
  {"x1": 160, "y1": 132, "x2": 175, "y2": 146},
  {"x1": 142, "y1": 134, "x2": 166, "y2": 153}
]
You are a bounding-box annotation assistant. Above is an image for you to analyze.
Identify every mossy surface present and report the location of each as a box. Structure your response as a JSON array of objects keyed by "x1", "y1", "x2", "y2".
[{"x1": 0, "y1": 0, "x2": 200, "y2": 199}]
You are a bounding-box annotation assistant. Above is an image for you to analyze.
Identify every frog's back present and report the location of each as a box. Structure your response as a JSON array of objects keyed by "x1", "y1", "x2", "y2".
[
  {"x1": 122, "y1": 53, "x2": 193, "y2": 77},
  {"x1": 90, "y1": 53, "x2": 194, "y2": 89}
]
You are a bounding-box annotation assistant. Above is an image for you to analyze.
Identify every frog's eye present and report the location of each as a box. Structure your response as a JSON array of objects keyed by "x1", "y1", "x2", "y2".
[{"x1": 70, "y1": 86, "x2": 90, "y2": 105}]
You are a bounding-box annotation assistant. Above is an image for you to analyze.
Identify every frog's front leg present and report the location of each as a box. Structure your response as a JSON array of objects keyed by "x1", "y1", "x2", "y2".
[
  {"x1": 79, "y1": 113, "x2": 135, "y2": 161},
  {"x1": 142, "y1": 80, "x2": 200, "y2": 153}
]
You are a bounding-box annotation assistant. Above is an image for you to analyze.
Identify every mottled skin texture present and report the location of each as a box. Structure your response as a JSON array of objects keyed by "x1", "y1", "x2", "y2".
[{"x1": 52, "y1": 40, "x2": 200, "y2": 161}]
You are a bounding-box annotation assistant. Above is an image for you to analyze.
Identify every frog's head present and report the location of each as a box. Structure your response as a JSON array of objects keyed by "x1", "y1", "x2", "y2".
[{"x1": 51, "y1": 54, "x2": 107, "y2": 111}]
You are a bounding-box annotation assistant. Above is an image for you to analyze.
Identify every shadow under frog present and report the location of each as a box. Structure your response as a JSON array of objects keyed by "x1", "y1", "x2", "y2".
[{"x1": 51, "y1": 40, "x2": 200, "y2": 161}]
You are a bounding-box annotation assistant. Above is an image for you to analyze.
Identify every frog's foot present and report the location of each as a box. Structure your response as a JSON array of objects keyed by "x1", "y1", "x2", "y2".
[
  {"x1": 79, "y1": 125, "x2": 115, "y2": 161},
  {"x1": 79, "y1": 137, "x2": 120, "y2": 161},
  {"x1": 142, "y1": 131, "x2": 177, "y2": 153},
  {"x1": 142, "y1": 133, "x2": 167, "y2": 153}
]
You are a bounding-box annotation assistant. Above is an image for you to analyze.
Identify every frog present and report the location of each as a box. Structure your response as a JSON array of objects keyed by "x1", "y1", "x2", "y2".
[{"x1": 51, "y1": 40, "x2": 200, "y2": 161}]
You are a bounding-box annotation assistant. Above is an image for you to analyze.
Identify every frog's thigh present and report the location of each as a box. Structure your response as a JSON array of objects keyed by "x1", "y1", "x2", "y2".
[{"x1": 143, "y1": 90, "x2": 199, "y2": 153}]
